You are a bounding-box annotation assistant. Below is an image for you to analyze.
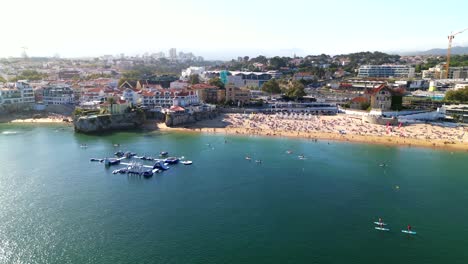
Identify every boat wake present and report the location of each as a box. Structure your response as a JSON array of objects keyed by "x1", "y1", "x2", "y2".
[{"x1": 1, "y1": 131, "x2": 19, "y2": 135}]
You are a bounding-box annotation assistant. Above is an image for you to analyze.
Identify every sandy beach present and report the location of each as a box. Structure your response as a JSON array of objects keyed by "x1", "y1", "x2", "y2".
[
  {"x1": 3, "y1": 114, "x2": 71, "y2": 124},
  {"x1": 154, "y1": 113, "x2": 468, "y2": 151}
]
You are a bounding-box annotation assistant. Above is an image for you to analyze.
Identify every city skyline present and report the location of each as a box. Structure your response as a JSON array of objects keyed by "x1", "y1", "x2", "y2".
[{"x1": 1, "y1": 0, "x2": 467, "y2": 60}]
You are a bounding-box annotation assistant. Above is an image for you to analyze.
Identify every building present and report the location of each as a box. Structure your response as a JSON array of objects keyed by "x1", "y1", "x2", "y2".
[
  {"x1": 170, "y1": 80, "x2": 190, "y2": 89},
  {"x1": 448, "y1": 67, "x2": 468, "y2": 79},
  {"x1": 58, "y1": 70, "x2": 81, "y2": 80},
  {"x1": 294, "y1": 72, "x2": 316, "y2": 81},
  {"x1": 443, "y1": 104, "x2": 468, "y2": 123},
  {"x1": 181, "y1": 67, "x2": 206, "y2": 81},
  {"x1": 190, "y1": 84, "x2": 225, "y2": 104},
  {"x1": 42, "y1": 85, "x2": 74, "y2": 105},
  {"x1": 358, "y1": 65, "x2": 415, "y2": 78},
  {"x1": 350, "y1": 96, "x2": 369, "y2": 110},
  {"x1": 169, "y1": 48, "x2": 177, "y2": 61},
  {"x1": 364, "y1": 85, "x2": 404, "y2": 111},
  {"x1": 173, "y1": 91, "x2": 199, "y2": 107},
  {"x1": 122, "y1": 88, "x2": 140, "y2": 105},
  {"x1": 225, "y1": 85, "x2": 250, "y2": 105},
  {"x1": 204, "y1": 71, "x2": 276, "y2": 88},
  {"x1": 0, "y1": 81, "x2": 35, "y2": 106},
  {"x1": 141, "y1": 88, "x2": 198, "y2": 108}
]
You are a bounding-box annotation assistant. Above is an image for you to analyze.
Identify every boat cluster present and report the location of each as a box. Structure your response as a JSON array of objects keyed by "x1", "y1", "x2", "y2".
[{"x1": 90, "y1": 150, "x2": 193, "y2": 178}]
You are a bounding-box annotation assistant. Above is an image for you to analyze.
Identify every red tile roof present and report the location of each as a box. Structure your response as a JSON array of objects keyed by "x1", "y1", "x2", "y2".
[
  {"x1": 169, "y1": 106, "x2": 185, "y2": 112},
  {"x1": 351, "y1": 96, "x2": 369, "y2": 103}
]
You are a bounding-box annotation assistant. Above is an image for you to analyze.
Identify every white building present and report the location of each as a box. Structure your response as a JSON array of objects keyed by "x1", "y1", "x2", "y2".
[
  {"x1": 122, "y1": 88, "x2": 140, "y2": 105},
  {"x1": 42, "y1": 85, "x2": 74, "y2": 105},
  {"x1": 181, "y1": 67, "x2": 206, "y2": 80},
  {"x1": 173, "y1": 91, "x2": 199, "y2": 107},
  {"x1": 358, "y1": 65, "x2": 415, "y2": 78},
  {"x1": 141, "y1": 89, "x2": 199, "y2": 108},
  {"x1": 170, "y1": 80, "x2": 190, "y2": 89},
  {"x1": 0, "y1": 81, "x2": 35, "y2": 105}
]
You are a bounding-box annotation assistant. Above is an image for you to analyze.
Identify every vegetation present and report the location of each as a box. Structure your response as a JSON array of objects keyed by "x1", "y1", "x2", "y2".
[
  {"x1": 208, "y1": 77, "x2": 224, "y2": 89},
  {"x1": 283, "y1": 81, "x2": 306, "y2": 100},
  {"x1": 360, "y1": 102, "x2": 371, "y2": 110},
  {"x1": 335, "y1": 51, "x2": 400, "y2": 72},
  {"x1": 261, "y1": 79, "x2": 281, "y2": 94},
  {"x1": 0, "y1": 76, "x2": 6, "y2": 83},
  {"x1": 189, "y1": 74, "x2": 200, "y2": 85},
  {"x1": 9, "y1": 70, "x2": 48, "y2": 81},
  {"x1": 390, "y1": 96, "x2": 403, "y2": 111},
  {"x1": 445, "y1": 87, "x2": 468, "y2": 102}
]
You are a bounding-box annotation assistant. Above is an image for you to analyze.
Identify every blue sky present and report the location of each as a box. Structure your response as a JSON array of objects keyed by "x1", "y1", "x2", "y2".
[{"x1": 1, "y1": 0, "x2": 467, "y2": 59}]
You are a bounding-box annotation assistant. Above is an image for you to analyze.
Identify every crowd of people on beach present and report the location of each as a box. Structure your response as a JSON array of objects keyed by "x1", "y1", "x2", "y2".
[{"x1": 223, "y1": 113, "x2": 468, "y2": 144}]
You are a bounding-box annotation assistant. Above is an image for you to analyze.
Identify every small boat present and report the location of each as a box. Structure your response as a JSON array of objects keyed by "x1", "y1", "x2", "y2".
[
  {"x1": 104, "y1": 158, "x2": 121, "y2": 166},
  {"x1": 90, "y1": 158, "x2": 103, "y2": 162},
  {"x1": 80, "y1": 144, "x2": 88, "y2": 148},
  {"x1": 160, "y1": 151, "x2": 169, "y2": 156},
  {"x1": 114, "y1": 151, "x2": 125, "y2": 157},
  {"x1": 181, "y1": 160, "x2": 193, "y2": 165},
  {"x1": 164, "y1": 157, "x2": 180, "y2": 164},
  {"x1": 286, "y1": 150, "x2": 293, "y2": 154},
  {"x1": 255, "y1": 160, "x2": 262, "y2": 164},
  {"x1": 141, "y1": 170, "x2": 153, "y2": 178},
  {"x1": 245, "y1": 156, "x2": 251, "y2": 160},
  {"x1": 125, "y1": 152, "x2": 136, "y2": 158}
]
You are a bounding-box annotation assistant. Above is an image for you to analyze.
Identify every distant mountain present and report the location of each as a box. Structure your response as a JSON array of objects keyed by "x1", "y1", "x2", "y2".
[{"x1": 401, "y1": 46, "x2": 468, "y2": 56}]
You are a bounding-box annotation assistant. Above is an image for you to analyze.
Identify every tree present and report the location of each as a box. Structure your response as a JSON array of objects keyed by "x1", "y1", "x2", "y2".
[
  {"x1": 261, "y1": 79, "x2": 281, "y2": 94},
  {"x1": 445, "y1": 87, "x2": 468, "y2": 102},
  {"x1": 0, "y1": 76, "x2": 6, "y2": 83},
  {"x1": 208, "y1": 77, "x2": 225, "y2": 89},
  {"x1": 285, "y1": 81, "x2": 306, "y2": 100},
  {"x1": 268, "y1": 56, "x2": 287, "y2": 70},
  {"x1": 189, "y1": 74, "x2": 200, "y2": 85}
]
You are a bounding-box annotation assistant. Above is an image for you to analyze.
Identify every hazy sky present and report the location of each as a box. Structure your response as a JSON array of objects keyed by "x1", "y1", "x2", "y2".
[{"x1": 1, "y1": 0, "x2": 467, "y2": 60}]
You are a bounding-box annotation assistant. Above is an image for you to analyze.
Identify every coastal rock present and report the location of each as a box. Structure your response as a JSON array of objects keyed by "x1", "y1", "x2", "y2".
[{"x1": 73, "y1": 113, "x2": 144, "y2": 133}]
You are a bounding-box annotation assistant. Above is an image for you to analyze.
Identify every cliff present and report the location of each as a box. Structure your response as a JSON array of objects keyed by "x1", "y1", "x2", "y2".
[
  {"x1": 74, "y1": 113, "x2": 145, "y2": 133},
  {"x1": 165, "y1": 111, "x2": 218, "y2": 127}
]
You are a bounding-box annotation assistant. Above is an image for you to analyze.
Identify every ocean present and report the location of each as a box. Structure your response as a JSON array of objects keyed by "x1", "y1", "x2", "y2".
[{"x1": 1, "y1": 124, "x2": 468, "y2": 264}]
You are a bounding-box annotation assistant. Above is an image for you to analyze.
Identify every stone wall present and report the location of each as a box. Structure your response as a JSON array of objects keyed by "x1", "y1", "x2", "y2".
[
  {"x1": 165, "y1": 111, "x2": 218, "y2": 127},
  {"x1": 74, "y1": 112, "x2": 144, "y2": 133},
  {"x1": 362, "y1": 115, "x2": 399, "y2": 125}
]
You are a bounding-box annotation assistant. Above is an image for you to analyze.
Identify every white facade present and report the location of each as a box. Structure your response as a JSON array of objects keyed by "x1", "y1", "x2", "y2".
[
  {"x1": 122, "y1": 89, "x2": 140, "y2": 105},
  {"x1": 170, "y1": 80, "x2": 189, "y2": 89},
  {"x1": 142, "y1": 89, "x2": 199, "y2": 108},
  {"x1": 0, "y1": 81, "x2": 35, "y2": 105},
  {"x1": 42, "y1": 85, "x2": 74, "y2": 105},
  {"x1": 173, "y1": 92, "x2": 199, "y2": 107},
  {"x1": 358, "y1": 65, "x2": 415, "y2": 78},
  {"x1": 181, "y1": 67, "x2": 206, "y2": 80}
]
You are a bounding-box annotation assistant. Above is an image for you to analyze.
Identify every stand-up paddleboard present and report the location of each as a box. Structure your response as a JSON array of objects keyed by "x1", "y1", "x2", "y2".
[
  {"x1": 373, "y1": 222, "x2": 387, "y2": 225},
  {"x1": 401, "y1": 230, "x2": 417, "y2": 235},
  {"x1": 375, "y1": 227, "x2": 390, "y2": 231}
]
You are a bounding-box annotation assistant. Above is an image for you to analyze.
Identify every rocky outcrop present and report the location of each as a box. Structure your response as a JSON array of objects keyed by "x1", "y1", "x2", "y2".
[
  {"x1": 165, "y1": 111, "x2": 218, "y2": 127},
  {"x1": 74, "y1": 113, "x2": 145, "y2": 133}
]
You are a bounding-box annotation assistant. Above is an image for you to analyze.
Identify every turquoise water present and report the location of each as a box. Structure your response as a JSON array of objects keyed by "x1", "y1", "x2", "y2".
[{"x1": 1, "y1": 124, "x2": 468, "y2": 264}]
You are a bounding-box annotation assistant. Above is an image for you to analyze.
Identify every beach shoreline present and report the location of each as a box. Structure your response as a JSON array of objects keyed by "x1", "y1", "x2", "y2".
[{"x1": 151, "y1": 113, "x2": 468, "y2": 152}]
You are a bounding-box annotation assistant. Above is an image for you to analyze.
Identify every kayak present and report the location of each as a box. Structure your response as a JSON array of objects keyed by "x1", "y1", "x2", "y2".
[
  {"x1": 401, "y1": 230, "x2": 417, "y2": 235},
  {"x1": 373, "y1": 222, "x2": 387, "y2": 225},
  {"x1": 375, "y1": 227, "x2": 390, "y2": 231}
]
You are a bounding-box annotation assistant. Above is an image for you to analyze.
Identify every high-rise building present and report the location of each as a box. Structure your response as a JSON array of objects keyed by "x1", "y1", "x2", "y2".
[{"x1": 169, "y1": 48, "x2": 177, "y2": 60}]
